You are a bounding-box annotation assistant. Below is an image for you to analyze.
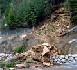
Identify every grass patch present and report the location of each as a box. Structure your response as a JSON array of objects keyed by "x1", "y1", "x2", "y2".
[
  {"x1": 13, "y1": 45, "x2": 26, "y2": 53},
  {"x1": 0, "y1": 61, "x2": 16, "y2": 68},
  {"x1": 5, "y1": 62, "x2": 16, "y2": 68},
  {"x1": 0, "y1": 62, "x2": 5, "y2": 68}
]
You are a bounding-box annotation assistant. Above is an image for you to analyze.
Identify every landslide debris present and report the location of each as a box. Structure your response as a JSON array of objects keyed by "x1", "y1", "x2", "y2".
[
  {"x1": 15, "y1": 43, "x2": 61, "y2": 67},
  {"x1": 0, "y1": 6, "x2": 73, "y2": 69}
]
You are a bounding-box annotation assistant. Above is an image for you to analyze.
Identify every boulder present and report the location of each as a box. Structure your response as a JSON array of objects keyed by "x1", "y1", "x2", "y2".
[
  {"x1": 14, "y1": 43, "x2": 61, "y2": 66},
  {"x1": 16, "y1": 64, "x2": 26, "y2": 68},
  {"x1": 32, "y1": 45, "x2": 43, "y2": 53},
  {"x1": 42, "y1": 43, "x2": 49, "y2": 46},
  {"x1": 9, "y1": 68, "x2": 15, "y2": 70},
  {"x1": 42, "y1": 46, "x2": 50, "y2": 56},
  {"x1": 26, "y1": 57, "x2": 33, "y2": 63},
  {"x1": 60, "y1": 58, "x2": 66, "y2": 63},
  {"x1": 43, "y1": 62, "x2": 51, "y2": 66},
  {"x1": 5, "y1": 55, "x2": 17, "y2": 62}
]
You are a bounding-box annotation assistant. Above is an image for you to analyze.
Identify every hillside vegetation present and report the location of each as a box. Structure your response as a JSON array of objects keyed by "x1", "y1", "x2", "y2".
[
  {"x1": 69, "y1": 0, "x2": 77, "y2": 25},
  {"x1": 0, "y1": 0, "x2": 64, "y2": 29}
]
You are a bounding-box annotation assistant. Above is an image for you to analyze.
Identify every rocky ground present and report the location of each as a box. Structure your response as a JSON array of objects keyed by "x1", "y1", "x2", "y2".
[{"x1": 0, "y1": 43, "x2": 77, "y2": 70}]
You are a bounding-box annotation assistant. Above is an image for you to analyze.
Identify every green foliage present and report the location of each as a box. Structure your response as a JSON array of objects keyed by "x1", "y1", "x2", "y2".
[
  {"x1": 0, "y1": 61, "x2": 19, "y2": 68},
  {"x1": 18, "y1": 0, "x2": 52, "y2": 26},
  {"x1": 4, "y1": 0, "x2": 53, "y2": 29},
  {"x1": 0, "y1": 0, "x2": 12, "y2": 29},
  {"x1": 5, "y1": 62, "x2": 16, "y2": 68},
  {"x1": 1, "y1": 0, "x2": 64, "y2": 29},
  {"x1": 0, "y1": 62, "x2": 5, "y2": 68},
  {"x1": 0, "y1": 0, "x2": 12, "y2": 14},
  {"x1": 0, "y1": 62, "x2": 15, "y2": 68},
  {"x1": 5, "y1": 4, "x2": 15, "y2": 28},
  {"x1": 69, "y1": 0, "x2": 77, "y2": 25},
  {"x1": 13, "y1": 45, "x2": 26, "y2": 53}
]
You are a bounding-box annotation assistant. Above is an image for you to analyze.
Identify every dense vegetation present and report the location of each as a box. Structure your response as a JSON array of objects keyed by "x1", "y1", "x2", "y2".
[
  {"x1": 69, "y1": 0, "x2": 77, "y2": 25},
  {"x1": 0, "y1": 0, "x2": 64, "y2": 29}
]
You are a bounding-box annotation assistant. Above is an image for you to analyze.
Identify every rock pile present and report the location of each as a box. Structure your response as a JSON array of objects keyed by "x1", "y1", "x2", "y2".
[
  {"x1": 51, "y1": 54, "x2": 77, "y2": 65},
  {"x1": 55, "y1": 28, "x2": 69, "y2": 37},
  {"x1": 0, "y1": 53, "x2": 13, "y2": 61},
  {"x1": 15, "y1": 43, "x2": 61, "y2": 66},
  {"x1": 1, "y1": 43, "x2": 77, "y2": 69}
]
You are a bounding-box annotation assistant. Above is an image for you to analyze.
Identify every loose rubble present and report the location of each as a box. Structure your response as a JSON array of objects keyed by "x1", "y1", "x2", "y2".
[
  {"x1": 16, "y1": 64, "x2": 26, "y2": 68},
  {"x1": 0, "y1": 53, "x2": 14, "y2": 61},
  {"x1": 0, "y1": 43, "x2": 60, "y2": 68},
  {"x1": 14, "y1": 43, "x2": 61, "y2": 67},
  {"x1": 0, "y1": 43, "x2": 77, "y2": 68},
  {"x1": 51, "y1": 54, "x2": 77, "y2": 65}
]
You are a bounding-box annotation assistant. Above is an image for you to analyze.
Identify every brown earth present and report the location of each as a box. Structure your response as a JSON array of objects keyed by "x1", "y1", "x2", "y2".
[{"x1": 24, "y1": 6, "x2": 72, "y2": 54}]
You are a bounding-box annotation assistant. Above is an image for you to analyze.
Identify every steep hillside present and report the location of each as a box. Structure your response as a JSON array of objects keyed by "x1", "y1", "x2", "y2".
[{"x1": 23, "y1": 6, "x2": 72, "y2": 54}]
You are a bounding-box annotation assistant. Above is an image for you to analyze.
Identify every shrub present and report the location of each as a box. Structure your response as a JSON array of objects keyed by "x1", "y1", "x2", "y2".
[
  {"x1": 13, "y1": 45, "x2": 26, "y2": 53},
  {"x1": 69, "y1": 0, "x2": 77, "y2": 25},
  {"x1": 0, "y1": 63, "x2": 5, "y2": 68},
  {"x1": 0, "y1": 0, "x2": 12, "y2": 14},
  {"x1": 5, "y1": 62, "x2": 16, "y2": 68},
  {"x1": 5, "y1": 3, "x2": 17, "y2": 29}
]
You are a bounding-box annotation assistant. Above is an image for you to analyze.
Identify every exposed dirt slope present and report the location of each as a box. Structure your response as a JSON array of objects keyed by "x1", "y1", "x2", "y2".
[{"x1": 25, "y1": 7, "x2": 72, "y2": 55}]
